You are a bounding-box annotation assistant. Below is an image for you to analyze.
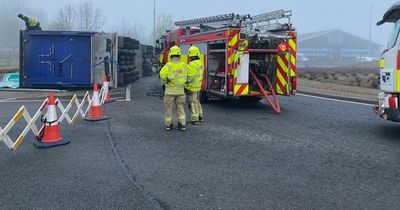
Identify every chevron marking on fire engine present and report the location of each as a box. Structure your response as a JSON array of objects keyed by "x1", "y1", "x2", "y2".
[
  {"x1": 288, "y1": 39, "x2": 297, "y2": 77},
  {"x1": 239, "y1": 40, "x2": 249, "y2": 51},
  {"x1": 276, "y1": 53, "x2": 289, "y2": 95},
  {"x1": 228, "y1": 32, "x2": 240, "y2": 65},
  {"x1": 229, "y1": 34, "x2": 239, "y2": 47},
  {"x1": 234, "y1": 84, "x2": 249, "y2": 96}
]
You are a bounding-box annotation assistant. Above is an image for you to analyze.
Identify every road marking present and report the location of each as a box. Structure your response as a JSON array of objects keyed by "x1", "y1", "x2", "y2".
[
  {"x1": 0, "y1": 87, "x2": 132, "y2": 103},
  {"x1": 0, "y1": 98, "x2": 17, "y2": 101},
  {"x1": 0, "y1": 99, "x2": 71, "y2": 103},
  {"x1": 111, "y1": 91, "x2": 127, "y2": 94},
  {"x1": 126, "y1": 85, "x2": 131, "y2": 102},
  {"x1": 297, "y1": 93, "x2": 375, "y2": 107}
]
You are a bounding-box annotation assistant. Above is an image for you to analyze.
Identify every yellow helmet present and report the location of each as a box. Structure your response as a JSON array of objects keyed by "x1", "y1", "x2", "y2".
[
  {"x1": 188, "y1": 46, "x2": 200, "y2": 57},
  {"x1": 169, "y1": 45, "x2": 181, "y2": 57}
]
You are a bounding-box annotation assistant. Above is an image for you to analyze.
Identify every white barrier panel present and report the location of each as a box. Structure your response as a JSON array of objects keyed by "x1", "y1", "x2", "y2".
[
  {"x1": 0, "y1": 92, "x2": 92, "y2": 151},
  {"x1": 0, "y1": 100, "x2": 48, "y2": 150},
  {"x1": 99, "y1": 84, "x2": 105, "y2": 104},
  {"x1": 57, "y1": 92, "x2": 92, "y2": 125}
]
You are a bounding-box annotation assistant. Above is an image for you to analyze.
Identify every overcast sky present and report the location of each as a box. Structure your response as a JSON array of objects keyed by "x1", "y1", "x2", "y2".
[{"x1": 20, "y1": 0, "x2": 400, "y2": 46}]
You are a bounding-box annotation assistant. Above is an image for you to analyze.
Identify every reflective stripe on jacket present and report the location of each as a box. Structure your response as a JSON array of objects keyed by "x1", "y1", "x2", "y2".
[
  {"x1": 186, "y1": 60, "x2": 204, "y2": 92},
  {"x1": 160, "y1": 61, "x2": 188, "y2": 95}
]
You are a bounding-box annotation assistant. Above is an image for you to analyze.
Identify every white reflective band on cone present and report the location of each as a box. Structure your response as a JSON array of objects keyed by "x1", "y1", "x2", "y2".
[
  {"x1": 92, "y1": 91, "x2": 100, "y2": 106},
  {"x1": 46, "y1": 105, "x2": 58, "y2": 124}
]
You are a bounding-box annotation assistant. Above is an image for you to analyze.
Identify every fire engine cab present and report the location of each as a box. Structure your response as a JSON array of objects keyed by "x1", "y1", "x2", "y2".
[
  {"x1": 156, "y1": 10, "x2": 297, "y2": 114},
  {"x1": 375, "y1": 2, "x2": 400, "y2": 121}
]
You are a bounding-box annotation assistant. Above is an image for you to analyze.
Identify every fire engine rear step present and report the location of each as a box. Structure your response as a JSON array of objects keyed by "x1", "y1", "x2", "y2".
[{"x1": 249, "y1": 70, "x2": 281, "y2": 114}]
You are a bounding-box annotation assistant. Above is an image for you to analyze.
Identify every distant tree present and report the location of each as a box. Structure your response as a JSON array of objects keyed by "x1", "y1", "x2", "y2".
[
  {"x1": 155, "y1": 12, "x2": 174, "y2": 39},
  {"x1": 114, "y1": 18, "x2": 146, "y2": 40},
  {"x1": 0, "y1": 0, "x2": 46, "y2": 66},
  {"x1": 77, "y1": 1, "x2": 105, "y2": 31},
  {"x1": 49, "y1": 4, "x2": 75, "y2": 31}
]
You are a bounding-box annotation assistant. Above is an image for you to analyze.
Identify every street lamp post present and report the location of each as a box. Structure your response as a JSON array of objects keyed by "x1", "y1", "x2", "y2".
[
  {"x1": 153, "y1": 0, "x2": 156, "y2": 46},
  {"x1": 369, "y1": 5, "x2": 373, "y2": 57}
]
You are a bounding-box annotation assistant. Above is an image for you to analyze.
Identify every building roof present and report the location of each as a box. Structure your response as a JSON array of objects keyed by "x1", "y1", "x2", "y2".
[{"x1": 298, "y1": 29, "x2": 381, "y2": 47}]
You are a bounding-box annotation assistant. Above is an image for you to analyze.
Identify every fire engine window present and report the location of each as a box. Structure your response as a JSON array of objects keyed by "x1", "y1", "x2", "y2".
[
  {"x1": 387, "y1": 20, "x2": 400, "y2": 50},
  {"x1": 170, "y1": 33, "x2": 176, "y2": 46}
]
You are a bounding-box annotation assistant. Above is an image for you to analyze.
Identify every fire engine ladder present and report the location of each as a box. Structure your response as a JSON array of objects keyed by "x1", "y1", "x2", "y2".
[
  {"x1": 242, "y1": 10, "x2": 292, "y2": 34},
  {"x1": 175, "y1": 13, "x2": 246, "y2": 28},
  {"x1": 249, "y1": 70, "x2": 281, "y2": 114}
]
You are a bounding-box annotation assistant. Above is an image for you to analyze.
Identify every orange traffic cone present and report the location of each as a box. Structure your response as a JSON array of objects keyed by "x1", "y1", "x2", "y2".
[
  {"x1": 84, "y1": 83, "x2": 109, "y2": 121},
  {"x1": 34, "y1": 93, "x2": 70, "y2": 149},
  {"x1": 103, "y1": 75, "x2": 115, "y2": 103}
]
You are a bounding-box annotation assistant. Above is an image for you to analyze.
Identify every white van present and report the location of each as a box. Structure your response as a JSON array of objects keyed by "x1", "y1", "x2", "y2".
[{"x1": 375, "y1": 2, "x2": 400, "y2": 121}]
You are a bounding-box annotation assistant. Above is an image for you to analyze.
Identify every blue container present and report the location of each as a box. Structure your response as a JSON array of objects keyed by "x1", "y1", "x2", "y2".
[{"x1": 20, "y1": 31, "x2": 95, "y2": 88}]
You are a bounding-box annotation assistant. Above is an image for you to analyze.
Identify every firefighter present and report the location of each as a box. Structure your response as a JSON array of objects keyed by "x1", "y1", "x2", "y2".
[
  {"x1": 186, "y1": 46, "x2": 204, "y2": 125},
  {"x1": 159, "y1": 46, "x2": 188, "y2": 131},
  {"x1": 17, "y1": 14, "x2": 42, "y2": 31}
]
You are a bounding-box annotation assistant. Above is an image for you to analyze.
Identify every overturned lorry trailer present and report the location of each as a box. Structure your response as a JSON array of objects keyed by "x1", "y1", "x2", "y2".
[
  {"x1": 158, "y1": 10, "x2": 297, "y2": 114},
  {"x1": 19, "y1": 31, "x2": 119, "y2": 89}
]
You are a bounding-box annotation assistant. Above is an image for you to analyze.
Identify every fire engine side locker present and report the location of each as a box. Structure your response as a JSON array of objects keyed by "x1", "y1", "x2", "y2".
[
  {"x1": 208, "y1": 41, "x2": 228, "y2": 96},
  {"x1": 180, "y1": 29, "x2": 232, "y2": 97}
]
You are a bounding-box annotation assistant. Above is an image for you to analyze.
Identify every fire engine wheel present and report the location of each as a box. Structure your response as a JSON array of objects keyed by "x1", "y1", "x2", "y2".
[
  {"x1": 239, "y1": 96, "x2": 263, "y2": 102},
  {"x1": 199, "y1": 91, "x2": 209, "y2": 103}
]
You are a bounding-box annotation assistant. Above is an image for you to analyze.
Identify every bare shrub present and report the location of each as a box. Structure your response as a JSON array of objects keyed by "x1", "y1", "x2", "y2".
[
  {"x1": 308, "y1": 74, "x2": 317, "y2": 80},
  {"x1": 355, "y1": 77, "x2": 362, "y2": 86},
  {"x1": 371, "y1": 78, "x2": 379, "y2": 89}
]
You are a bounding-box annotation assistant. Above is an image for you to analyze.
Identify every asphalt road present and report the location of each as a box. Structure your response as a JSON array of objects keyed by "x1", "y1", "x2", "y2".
[{"x1": 0, "y1": 75, "x2": 400, "y2": 209}]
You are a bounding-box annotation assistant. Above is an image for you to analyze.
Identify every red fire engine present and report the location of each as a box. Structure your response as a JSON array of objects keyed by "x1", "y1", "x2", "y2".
[{"x1": 156, "y1": 10, "x2": 297, "y2": 114}]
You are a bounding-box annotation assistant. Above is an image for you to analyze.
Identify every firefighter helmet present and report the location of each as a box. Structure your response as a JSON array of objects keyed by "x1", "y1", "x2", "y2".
[
  {"x1": 169, "y1": 46, "x2": 181, "y2": 57},
  {"x1": 188, "y1": 46, "x2": 200, "y2": 57}
]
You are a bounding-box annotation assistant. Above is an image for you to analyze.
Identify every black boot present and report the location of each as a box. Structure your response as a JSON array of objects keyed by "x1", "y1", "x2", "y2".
[
  {"x1": 199, "y1": 116, "x2": 204, "y2": 122},
  {"x1": 177, "y1": 122, "x2": 186, "y2": 131},
  {"x1": 165, "y1": 124, "x2": 173, "y2": 131},
  {"x1": 190, "y1": 121, "x2": 200, "y2": 125}
]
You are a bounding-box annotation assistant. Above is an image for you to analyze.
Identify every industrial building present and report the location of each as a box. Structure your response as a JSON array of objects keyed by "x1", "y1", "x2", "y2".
[{"x1": 298, "y1": 29, "x2": 382, "y2": 67}]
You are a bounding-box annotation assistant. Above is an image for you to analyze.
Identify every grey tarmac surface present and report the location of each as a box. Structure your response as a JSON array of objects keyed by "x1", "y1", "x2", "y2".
[{"x1": 0, "y1": 75, "x2": 400, "y2": 209}]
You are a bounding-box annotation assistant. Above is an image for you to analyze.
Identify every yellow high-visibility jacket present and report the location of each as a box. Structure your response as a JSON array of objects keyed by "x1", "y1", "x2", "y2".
[
  {"x1": 185, "y1": 59, "x2": 204, "y2": 93},
  {"x1": 28, "y1": 18, "x2": 39, "y2": 27},
  {"x1": 160, "y1": 61, "x2": 188, "y2": 95}
]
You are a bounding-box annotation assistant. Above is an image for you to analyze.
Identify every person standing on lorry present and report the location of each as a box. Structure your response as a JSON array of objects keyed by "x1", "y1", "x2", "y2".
[
  {"x1": 159, "y1": 46, "x2": 188, "y2": 131},
  {"x1": 186, "y1": 46, "x2": 204, "y2": 125},
  {"x1": 17, "y1": 14, "x2": 42, "y2": 31}
]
